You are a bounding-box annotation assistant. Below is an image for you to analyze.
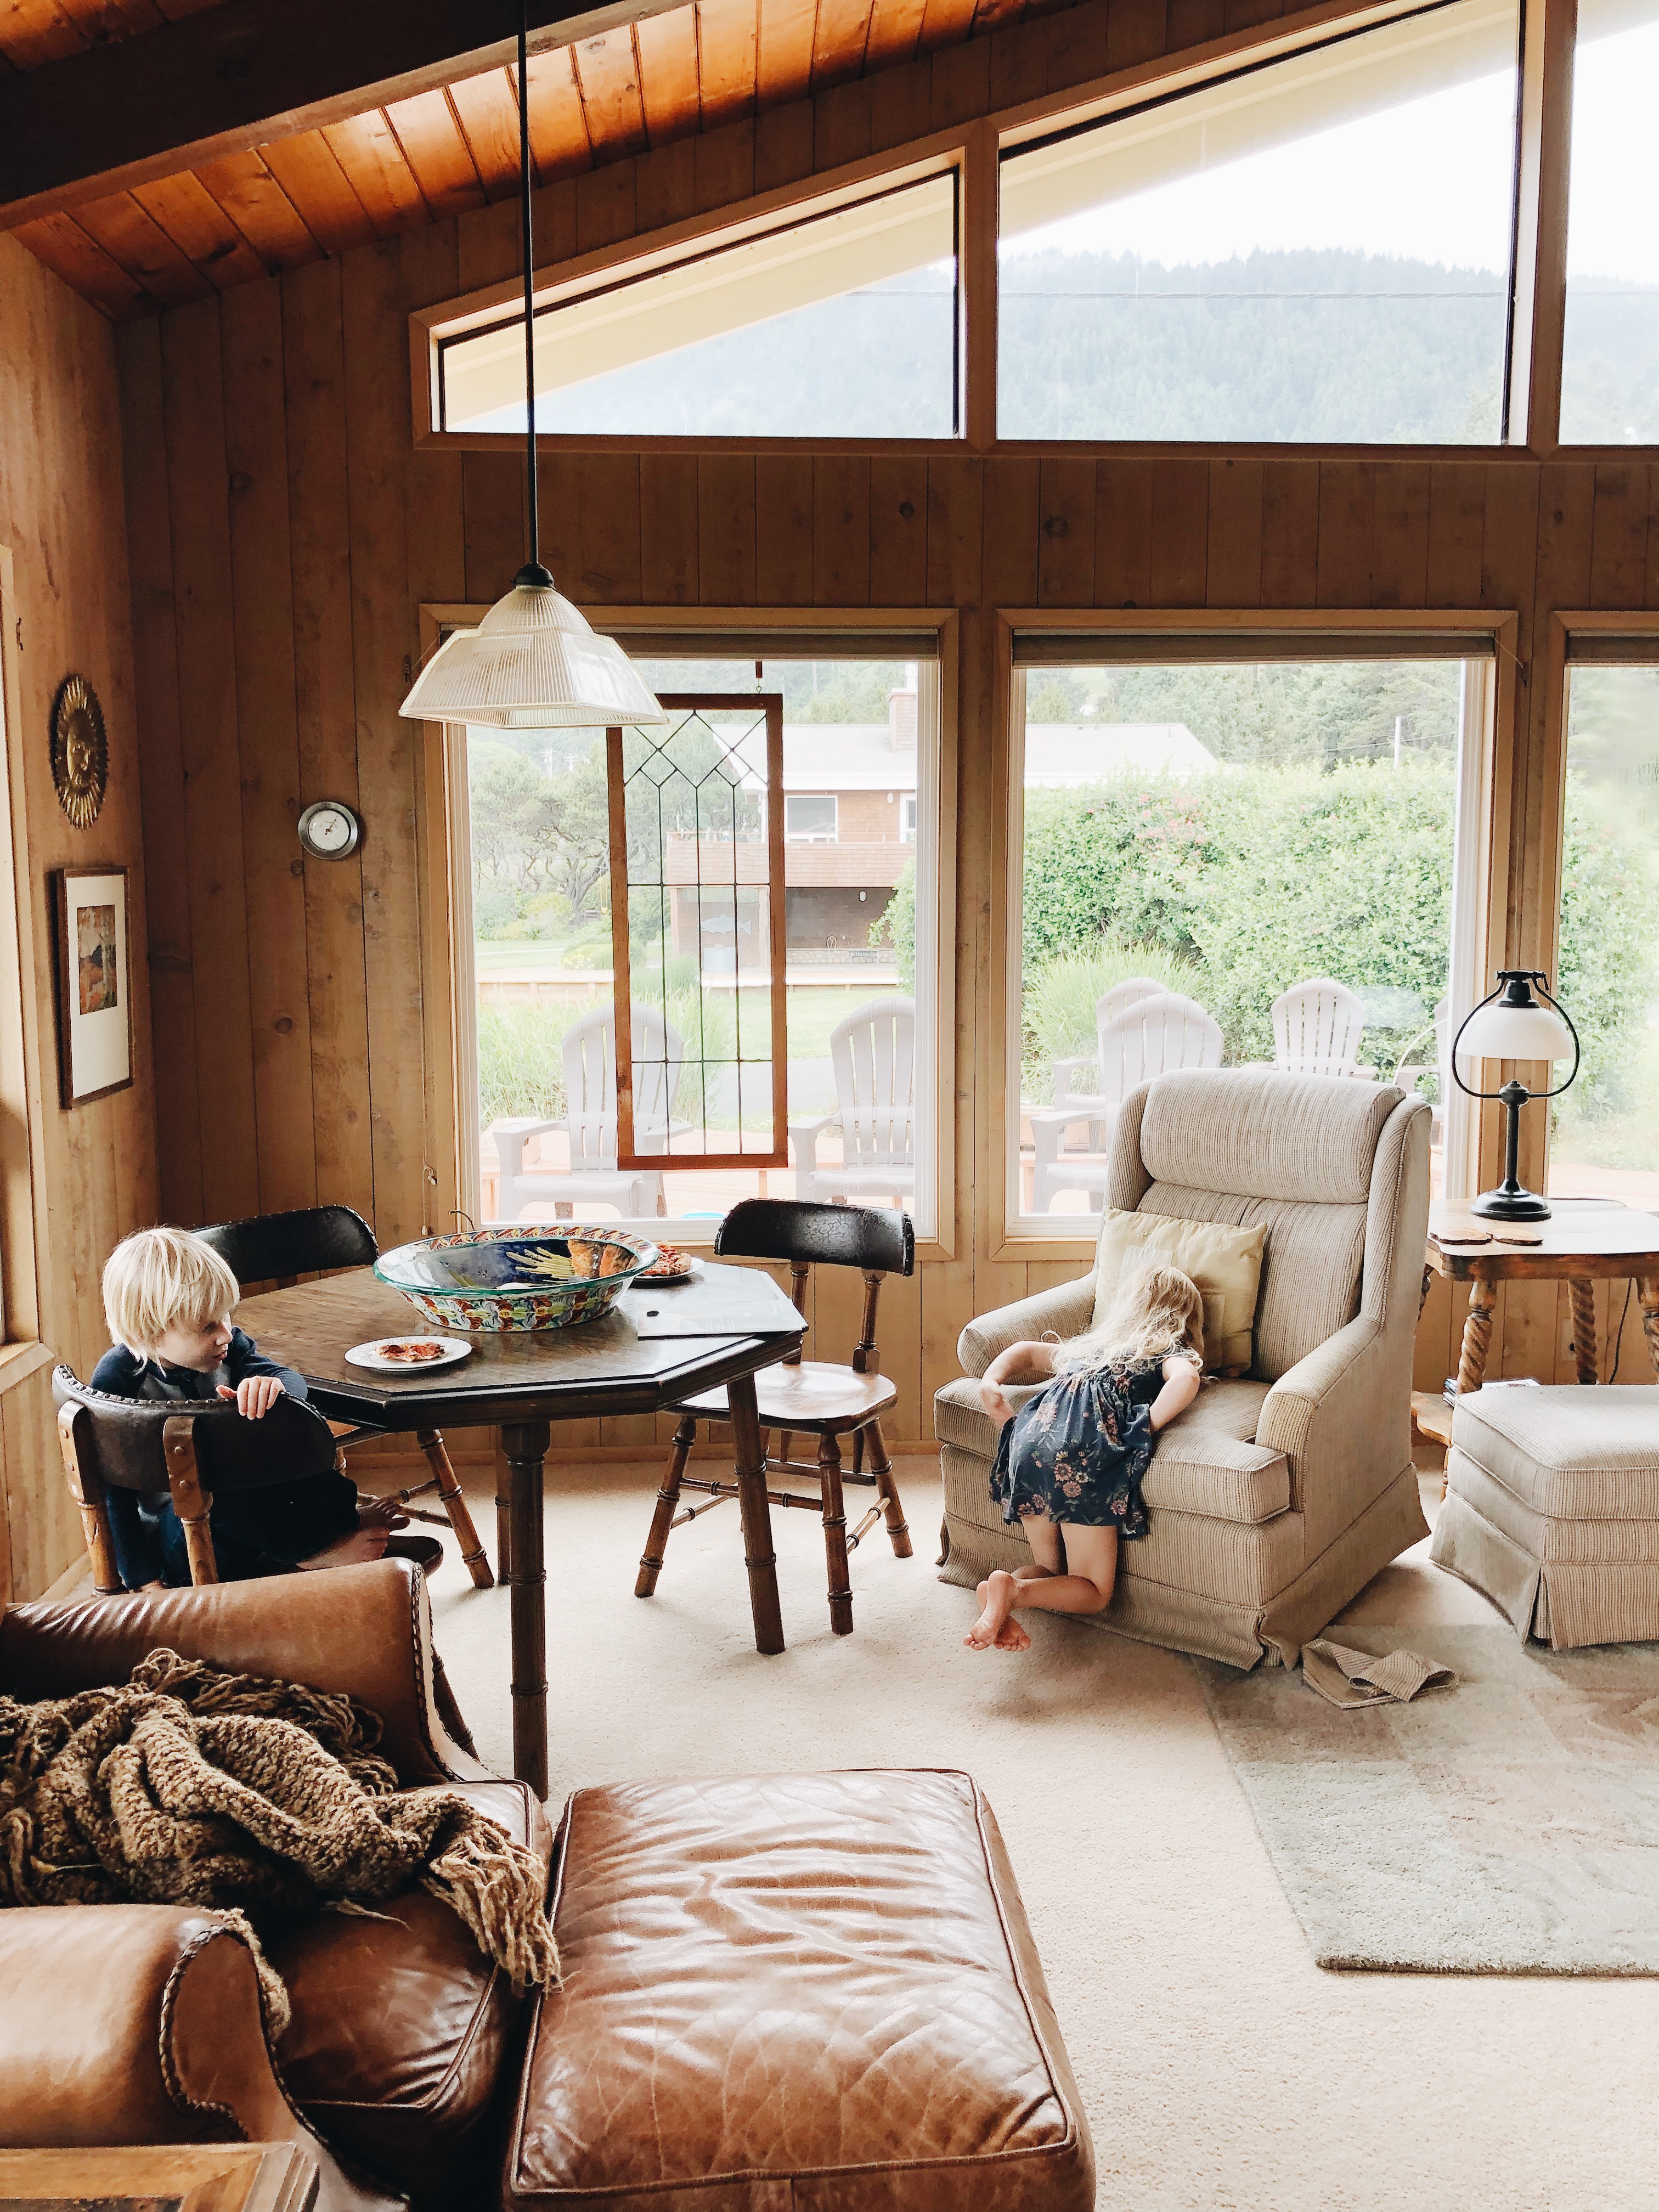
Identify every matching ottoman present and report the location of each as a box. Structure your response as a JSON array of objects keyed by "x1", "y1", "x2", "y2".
[
  {"x1": 1431, "y1": 1385, "x2": 1659, "y2": 1650},
  {"x1": 503, "y1": 1769, "x2": 1094, "y2": 2212}
]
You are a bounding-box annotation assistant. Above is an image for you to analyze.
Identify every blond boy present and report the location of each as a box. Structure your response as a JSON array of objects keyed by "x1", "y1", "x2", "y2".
[{"x1": 95, "y1": 1227, "x2": 404, "y2": 1590}]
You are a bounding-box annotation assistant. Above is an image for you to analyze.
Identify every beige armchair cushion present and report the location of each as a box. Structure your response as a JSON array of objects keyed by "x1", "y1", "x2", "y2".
[{"x1": 1090, "y1": 1208, "x2": 1265, "y2": 1374}]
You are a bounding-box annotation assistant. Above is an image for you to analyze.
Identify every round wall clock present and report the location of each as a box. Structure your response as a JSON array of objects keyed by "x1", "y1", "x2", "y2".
[
  {"x1": 50, "y1": 674, "x2": 108, "y2": 830},
  {"x1": 297, "y1": 799, "x2": 362, "y2": 861}
]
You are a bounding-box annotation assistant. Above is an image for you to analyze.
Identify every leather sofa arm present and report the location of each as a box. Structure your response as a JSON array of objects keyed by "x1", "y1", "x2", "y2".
[
  {"x1": 0, "y1": 1559, "x2": 482, "y2": 1786},
  {"x1": 1255, "y1": 1315, "x2": 1401, "y2": 1547},
  {"x1": 0, "y1": 1907, "x2": 399, "y2": 2212},
  {"x1": 956, "y1": 1275, "x2": 1097, "y2": 1378}
]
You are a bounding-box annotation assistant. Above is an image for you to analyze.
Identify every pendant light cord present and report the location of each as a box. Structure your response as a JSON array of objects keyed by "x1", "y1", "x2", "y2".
[{"x1": 518, "y1": 0, "x2": 543, "y2": 582}]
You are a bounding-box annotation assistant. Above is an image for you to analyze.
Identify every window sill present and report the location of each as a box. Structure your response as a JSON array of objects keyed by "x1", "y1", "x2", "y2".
[{"x1": 0, "y1": 1340, "x2": 53, "y2": 1396}]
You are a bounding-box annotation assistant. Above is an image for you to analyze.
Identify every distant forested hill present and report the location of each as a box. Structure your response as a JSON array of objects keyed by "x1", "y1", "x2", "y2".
[{"x1": 515, "y1": 244, "x2": 1658, "y2": 444}]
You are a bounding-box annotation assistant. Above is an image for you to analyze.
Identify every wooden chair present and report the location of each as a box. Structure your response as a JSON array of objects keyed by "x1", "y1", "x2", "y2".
[
  {"x1": 197, "y1": 1204, "x2": 493, "y2": 1589},
  {"x1": 52, "y1": 1367, "x2": 477, "y2": 1751},
  {"x1": 635, "y1": 1199, "x2": 916, "y2": 1635}
]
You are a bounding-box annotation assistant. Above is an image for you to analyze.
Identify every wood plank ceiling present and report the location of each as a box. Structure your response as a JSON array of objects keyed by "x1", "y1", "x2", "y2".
[{"x1": 7, "y1": 0, "x2": 1030, "y2": 320}]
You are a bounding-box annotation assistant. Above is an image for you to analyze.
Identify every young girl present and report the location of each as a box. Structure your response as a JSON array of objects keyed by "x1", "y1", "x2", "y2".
[{"x1": 964, "y1": 1261, "x2": 1205, "y2": 1652}]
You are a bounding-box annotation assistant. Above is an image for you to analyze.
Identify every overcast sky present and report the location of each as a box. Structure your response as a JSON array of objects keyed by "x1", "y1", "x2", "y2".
[{"x1": 1002, "y1": 21, "x2": 1659, "y2": 285}]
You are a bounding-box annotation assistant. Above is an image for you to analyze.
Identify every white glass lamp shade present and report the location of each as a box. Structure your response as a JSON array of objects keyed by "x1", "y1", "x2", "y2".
[
  {"x1": 399, "y1": 581, "x2": 667, "y2": 729},
  {"x1": 1456, "y1": 997, "x2": 1575, "y2": 1063}
]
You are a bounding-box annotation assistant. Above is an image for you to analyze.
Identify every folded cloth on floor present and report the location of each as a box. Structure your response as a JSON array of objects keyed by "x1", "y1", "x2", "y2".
[
  {"x1": 0, "y1": 1647, "x2": 556, "y2": 2017},
  {"x1": 1300, "y1": 1638, "x2": 1457, "y2": 1708}
]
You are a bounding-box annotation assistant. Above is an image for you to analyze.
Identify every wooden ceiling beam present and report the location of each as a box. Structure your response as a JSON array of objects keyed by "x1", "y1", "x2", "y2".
[{"x1": 0, "y1": 0, "x2": 690, "y2": 229}]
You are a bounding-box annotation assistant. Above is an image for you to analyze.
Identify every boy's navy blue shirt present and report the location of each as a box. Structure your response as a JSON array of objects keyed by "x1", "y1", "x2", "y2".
[{"x1": 89, "y1": 1329, "x2": 357, "y2": 1588}]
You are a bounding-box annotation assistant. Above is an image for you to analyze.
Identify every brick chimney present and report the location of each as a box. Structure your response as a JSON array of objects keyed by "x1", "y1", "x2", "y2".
[{"x1": 888, "y1": 684, "x2": 918, "y2": 752}]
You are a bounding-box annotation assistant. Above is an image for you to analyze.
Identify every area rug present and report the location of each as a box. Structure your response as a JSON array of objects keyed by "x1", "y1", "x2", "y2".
[{"x1": 1196, "y1": 1624, "x2": 1659, "y2": 1975}]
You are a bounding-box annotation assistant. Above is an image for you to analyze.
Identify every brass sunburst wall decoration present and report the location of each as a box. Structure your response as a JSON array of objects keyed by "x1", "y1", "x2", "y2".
[{"x1": 50, "y1": 674, "x2": 108, "y2": 830}]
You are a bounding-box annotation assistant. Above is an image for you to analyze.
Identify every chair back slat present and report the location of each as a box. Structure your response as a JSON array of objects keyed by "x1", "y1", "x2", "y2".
[
  {"x1": 830, "y1": 995, "x2": 915, "y2": 1169},
  {"x1": 1270, "y1": 978, "x2": 1365, "y2": 1077},
  {"x1": 197, "y1": 1204, "x2": 376, "y2": 1287}
]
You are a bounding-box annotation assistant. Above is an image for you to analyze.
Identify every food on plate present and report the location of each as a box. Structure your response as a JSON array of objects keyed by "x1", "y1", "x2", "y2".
[
  {"x1": 639, "y1": 1245, "x2": 693, "y2": 1280},
  {"x1": 379, "y1": 1340, "x2": 450, "y2": 1364}
]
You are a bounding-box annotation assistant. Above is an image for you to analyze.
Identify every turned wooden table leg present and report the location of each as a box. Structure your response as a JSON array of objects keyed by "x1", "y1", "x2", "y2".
[
  {"x1": 727, "y1": 1371, "x2": 785, "y2": 1656},
  {"x1": 1638, "y1": 1277, "x2": 1659, "y2": 1381},
  {"x1": 1455, "y1": 1278, "x2": 1498, "y2": 1398},
  {"x1": 501, "y1": 1417, "x2": 551, "y2": 1799},
  {"x1": 1569, "y1": 1278, "x2": 1600, "y2": 1385}
]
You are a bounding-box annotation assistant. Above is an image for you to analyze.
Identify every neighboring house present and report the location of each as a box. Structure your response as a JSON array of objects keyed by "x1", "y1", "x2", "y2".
[{"x1": 662, "y1": 696, "x2": 1214, "y2": 968}]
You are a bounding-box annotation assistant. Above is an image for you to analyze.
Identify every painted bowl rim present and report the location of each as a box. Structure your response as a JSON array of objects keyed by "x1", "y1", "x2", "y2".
[{"x1": 374, "y1": 1227, "x2": 661, "y2": 1302}]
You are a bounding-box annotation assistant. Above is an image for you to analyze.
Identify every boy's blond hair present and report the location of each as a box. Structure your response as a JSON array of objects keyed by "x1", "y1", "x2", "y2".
[{"x1": 103, "y1": 1227, "x2": 240, "y2": 1358}]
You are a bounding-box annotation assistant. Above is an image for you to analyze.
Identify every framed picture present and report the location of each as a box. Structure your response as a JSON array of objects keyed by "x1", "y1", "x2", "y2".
[{"x1": 50, "y1": 865, "x2": 132, "y2": 1108}]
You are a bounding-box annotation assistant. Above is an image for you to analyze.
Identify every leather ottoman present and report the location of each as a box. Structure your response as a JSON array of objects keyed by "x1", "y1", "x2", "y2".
[{"x1": 503, "y1": 1769, "x2": 1093, "y2": 2212}]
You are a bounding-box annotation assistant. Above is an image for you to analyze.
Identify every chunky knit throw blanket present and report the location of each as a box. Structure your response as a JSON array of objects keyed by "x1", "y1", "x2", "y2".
[{"x1": 0, "y1": 1649, "x2": 557, "y2": 2020}]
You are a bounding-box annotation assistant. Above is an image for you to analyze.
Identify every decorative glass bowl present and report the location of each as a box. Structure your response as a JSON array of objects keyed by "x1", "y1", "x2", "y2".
[{"x1": 373, "y1": 1227, "x2": 659, "y2": 1333}]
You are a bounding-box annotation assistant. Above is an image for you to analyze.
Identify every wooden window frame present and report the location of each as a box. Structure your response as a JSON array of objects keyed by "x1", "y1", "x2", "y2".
[
  {"x1": 417, "y1": 603, "x2": 960, "y2": 1261},
  {"x1": 407, "y1": 0, "x2": 1613, "y2": 464},
  {"x1": 607, "y1": 694, "x2": 789, "y2": 1173},
  {"x1": 988, "y1": 605, "x2": 1518, "y2": 1261}
]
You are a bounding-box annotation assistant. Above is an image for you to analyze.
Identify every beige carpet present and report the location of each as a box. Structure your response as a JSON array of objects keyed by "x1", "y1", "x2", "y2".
[{"x1": 425, "y1": 1458, "x2": 1659, "y2": 2212}]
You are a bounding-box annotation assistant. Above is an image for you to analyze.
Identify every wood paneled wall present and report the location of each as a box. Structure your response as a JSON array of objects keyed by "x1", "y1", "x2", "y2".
[
  {"x1": 0, "y1": 231, "x2": 157, "y2": 1601},
  {"x1": 115, "y1": 0, "x2": 1659, "y2": 1467}
]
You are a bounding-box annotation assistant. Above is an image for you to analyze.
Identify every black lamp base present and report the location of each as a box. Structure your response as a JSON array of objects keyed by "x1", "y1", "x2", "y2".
[{"x1": 1470, "y1": 1186, "x2": 1553, "y2": 1222}]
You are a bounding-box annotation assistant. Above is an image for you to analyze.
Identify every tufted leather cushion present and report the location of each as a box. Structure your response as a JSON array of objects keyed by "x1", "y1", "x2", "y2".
[
  {"x1": 505, "y1": 1769, "x2": 1093, "y2": 2212},
  {"x1": 269, "y1": 1777, "x2": 552, "y2": 2206},
  {"x1": 1139, "y1": 1069, "x2": 1401, "y2": 1206}
]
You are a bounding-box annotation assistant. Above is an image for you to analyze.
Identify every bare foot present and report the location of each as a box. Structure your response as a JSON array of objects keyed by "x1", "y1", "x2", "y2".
[
  {"x1": 993, "y1": 1616, "x2": 1031, "y2": 1651},
  {"x1": 964, "y1": 1570, "x2": 1022, "y2": 1651},
  {"x1": 357, "y1": 1496, "x2": 410, "y2": 1531},
  {"x1": 299, "y1": 1526, "x2": 391, "y2": 1570}
]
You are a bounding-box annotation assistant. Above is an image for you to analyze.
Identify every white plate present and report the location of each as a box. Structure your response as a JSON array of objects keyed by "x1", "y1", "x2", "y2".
[
  {"x1": 345, "y1": 1336, "x2": 474, "y2": 1373},
  {"x1": 635, "y1": 1255, "x2": 703, "y2": 1285}
]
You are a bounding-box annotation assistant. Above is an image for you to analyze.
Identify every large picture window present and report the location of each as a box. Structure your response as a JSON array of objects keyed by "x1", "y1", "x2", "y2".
[
  {"x1": 998, "y1": 0, "x2": 1520, "y2": 442},
  {"x1": 1548, "y1": 654, "x2": 1659, "y2": 1204},
  {"x1": 1560, "y1": 0, "x2": 1659, "y2": 442},
  {"x1": 1005, "y1": 640, "x2": 1494, "y2": 1228},
  {"x1": 437, "y1": 172, "x2": 958, "y2": 438},
  {"x1": 463, "y1": 643, "x2": 943, "y2": 1240}
]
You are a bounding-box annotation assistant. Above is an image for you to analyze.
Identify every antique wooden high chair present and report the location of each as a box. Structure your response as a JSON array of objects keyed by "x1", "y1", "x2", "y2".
[
  {"x1": 635, "y1": 1199, "x2": 916, "y2": 1635},
  {"x1": 198, "y1": 1204, "x2": 493, "y2": 1588}
]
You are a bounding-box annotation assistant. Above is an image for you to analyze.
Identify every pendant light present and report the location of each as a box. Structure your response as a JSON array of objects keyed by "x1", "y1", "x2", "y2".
[{"x1": 400, "y1": 3, "x2": 665, "y2": 732}]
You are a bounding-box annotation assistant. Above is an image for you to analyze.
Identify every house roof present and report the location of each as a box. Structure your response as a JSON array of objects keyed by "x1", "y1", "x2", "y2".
[{"x1": 722, "y1": 719, "x2": 1216, "y2": 794}]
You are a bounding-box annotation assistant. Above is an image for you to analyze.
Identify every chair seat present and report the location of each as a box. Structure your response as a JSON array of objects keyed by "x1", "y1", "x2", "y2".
[
  {"x1": 269, "y1": 1777, "x2": 552, "y2": 2206},
  {"x1": 673, "y1": 1357, "x2": 897, "y2": 1435}
]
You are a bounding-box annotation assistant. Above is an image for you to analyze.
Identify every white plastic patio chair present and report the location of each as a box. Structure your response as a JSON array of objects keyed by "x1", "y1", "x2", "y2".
[
  {"x1": 791, "y1": 995, "x2": 915, "y2": 1205},
  {"x1": 1271, "y1": 977, "x2": 1367, "y2": 1077},
  {"x1": 1028, "y1": 990, "x2": 1223, "y2": 1214},
  {"x1": 1049, "y1": 978, "x2": 1172, "y2": 1139},
  {"x1": 490, "y1": 1002, "x2": 687, "y2": 1222}
]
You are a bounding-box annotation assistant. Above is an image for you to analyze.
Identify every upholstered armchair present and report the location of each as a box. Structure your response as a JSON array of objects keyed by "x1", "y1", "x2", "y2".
[{"x1": 937, "y1": 1068, "x2": 1431, "y2": 1668}]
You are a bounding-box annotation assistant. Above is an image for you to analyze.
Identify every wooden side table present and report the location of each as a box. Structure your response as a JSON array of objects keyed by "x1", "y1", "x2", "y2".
[
  {"x1": 0, "y1": 2142, "x2": 315, "y2": 2210},
  {"x1": 1414, "y1": 1201, "x2": 1659, "y2": 1471}
]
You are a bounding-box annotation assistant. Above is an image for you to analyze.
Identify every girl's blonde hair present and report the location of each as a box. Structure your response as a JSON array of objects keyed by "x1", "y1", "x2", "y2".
[
  {"x1": 1054, "y1": 1260, "x2": 1205, "y2": 1376},
  {"x1": 103, "y1": 1227, "x2": 240, "y2": 1357}
]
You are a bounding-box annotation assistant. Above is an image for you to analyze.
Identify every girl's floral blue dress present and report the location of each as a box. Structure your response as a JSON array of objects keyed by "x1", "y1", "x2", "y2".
[{"x1": 990, "y1": 1355, "x2": 1182, "y2": 1538}]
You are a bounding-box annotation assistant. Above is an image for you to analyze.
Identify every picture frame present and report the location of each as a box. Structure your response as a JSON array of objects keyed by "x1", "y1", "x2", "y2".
[{"x1": 50, "y1": 865, "x2": 133, "y2": 1108}]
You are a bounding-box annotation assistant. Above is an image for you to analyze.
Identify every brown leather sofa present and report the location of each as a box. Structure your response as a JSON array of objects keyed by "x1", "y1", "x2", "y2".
[{"x1": 1, "y1": 1564, "x2": 1093, "y2": 2212}]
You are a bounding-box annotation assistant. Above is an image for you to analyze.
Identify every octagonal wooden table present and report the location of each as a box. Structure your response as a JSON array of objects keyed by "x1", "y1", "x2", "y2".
[{"x1": 236, "y1": 1262, "x2": 806, "y2": 1797}]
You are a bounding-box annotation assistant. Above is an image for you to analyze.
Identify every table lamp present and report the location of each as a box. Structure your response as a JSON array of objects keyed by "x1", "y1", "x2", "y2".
[{"x1": 1450, "y1": 970, "x2": 1579, "y2": 1221}]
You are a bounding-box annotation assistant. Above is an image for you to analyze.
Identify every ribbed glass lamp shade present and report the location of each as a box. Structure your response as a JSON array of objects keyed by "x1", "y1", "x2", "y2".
[
  {"x1": 399, "y1": 578, "x2": 667, "y2": 729},
  {"x1": 1457, "y1": 997, "x2": 1575, "y2": 1061}
]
